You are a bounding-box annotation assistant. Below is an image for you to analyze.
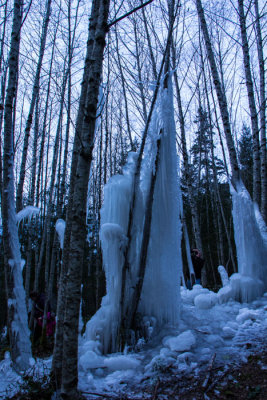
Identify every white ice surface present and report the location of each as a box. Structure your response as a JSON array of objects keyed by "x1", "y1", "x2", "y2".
[
  {"x1": 1, "y1": 288, "x2": 266, "y2": 399},
  {"x1": 55, "y1": 219, "x2": 66, "y2": 249},
  {"x1": 16, "y1": 206, "x2": 40, "y2": 225}
]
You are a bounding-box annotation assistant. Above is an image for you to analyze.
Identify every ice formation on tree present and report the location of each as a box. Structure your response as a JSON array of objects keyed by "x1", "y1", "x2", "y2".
[
  {"x1": 230, "y1": 180, "x2": 267, "y2": 302},
  {"x1": 218, "y1": 265, "x2": 229, "y2": 287},
  {"x1": 83, "y1": 76, "x2": 182, "y2": 353},
  {"x1": 16, "y1": 206, "x2": 40, "y2": 226},
  {"x1": 55, "y1": 219, "x2": 66, "y2": 249},
  {"x1": 85, "y1": 153, "x2": 137, "y2": 352},
  {"x1": 6, "y1": 196, "x2": 32, "y2": 369},
  {"x1": 137, "y1": 76, "x2": 182, "y2": 324}
]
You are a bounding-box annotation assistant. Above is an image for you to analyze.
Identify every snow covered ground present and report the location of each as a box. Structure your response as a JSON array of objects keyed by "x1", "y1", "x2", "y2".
[{"x1": 1, "y1": 285, "x2": 266, "y2": 399}]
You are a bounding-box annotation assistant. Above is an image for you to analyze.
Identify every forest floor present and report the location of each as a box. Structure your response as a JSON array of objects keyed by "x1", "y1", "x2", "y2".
[
  {"x1": 1, "y1": 288, "x2": 266, "y2": 400},
  {"x1": 5, "y1": 342, "x2": 267, "y2": 399}
]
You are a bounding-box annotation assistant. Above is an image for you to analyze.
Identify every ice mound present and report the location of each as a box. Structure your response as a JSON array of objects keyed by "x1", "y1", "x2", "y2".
[
  {"x1": 236, "y1": 308, "x2": 260, "y2": 324},
  {"x1": 103, "y1": 355, "x2": 141, "y2": 371},
  {"x1": 163, "y1": 330, "x2": 196, "y2": 352},
  {"x1": 181, "y1": 285, "x2": 210, "y2": 304},
  {"x1": 194, "y1": 292, "x2": 218, "y2": 309},
  {"x1": 80, "y1": 351, "x2": 104, "y2": 371}
]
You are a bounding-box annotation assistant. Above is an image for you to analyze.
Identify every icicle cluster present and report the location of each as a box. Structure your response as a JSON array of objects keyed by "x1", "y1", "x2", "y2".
[
  {"x1": 83, "y1": 77, "x2": 183, "y2": 354},
  {"x1": 231, "y1": 180, "x2": 267, "y2": 302},
  {"x1": 85, "y1": 153, "x2": 137, "y2": 352}
]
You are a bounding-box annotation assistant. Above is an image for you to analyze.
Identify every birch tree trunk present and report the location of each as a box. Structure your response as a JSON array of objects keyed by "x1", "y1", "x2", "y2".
[
  {"x1": 173, "y1": 65, "x2": 203, "y2": 253},
  {"x1": 56, "y1": 2, "x2": 110, "y2": 398},
  {"x1": 53, "y1": 0, "x2": 102, "y2": 386},
  {"x1": 16, "y1": 0, "x2": 52, "y2": 212},
  {"x1": 237, "y1": 0, "x2": 261, "y2": 206},
  {"x1": 2, "y1": 0, "x2": 32, "y2": 370},
  {"x1": 195, "y1": 0, "x2": 240, "y2": 183},
  {"x1": 254, "y1": 0, "x2": 266, "y2": 222}
]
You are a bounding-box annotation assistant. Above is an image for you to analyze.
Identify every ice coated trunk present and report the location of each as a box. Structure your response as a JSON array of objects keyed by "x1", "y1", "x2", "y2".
[
  {"x1": 59, "y1": 1, "x2": 110, "y2": 397},
  {"x1": 238, "y1": 0, "x2": 261, "y2": 207},
  {"x1": 2, "y1": 0, "x2": 32, "y2": 370},
  {"x1": 195, "y1": 0, "x2": 239, "y2": 183}
]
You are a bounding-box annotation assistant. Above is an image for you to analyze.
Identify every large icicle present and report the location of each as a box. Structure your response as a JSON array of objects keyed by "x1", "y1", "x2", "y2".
[
  {"x1": 83, "y1": 76, "x2": 182, "y2": 354},
  {"x1": 138, "y1": 77, "x2": 182, "y2": 326},
  {"x1": 231, "y1": 180, "x2": 267, "y2": 302},
  {"x1": 84, "y1": 153, "x2": 137, "y2": 352}
]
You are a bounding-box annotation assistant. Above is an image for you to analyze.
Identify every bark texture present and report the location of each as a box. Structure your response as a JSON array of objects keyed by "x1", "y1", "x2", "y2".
[
  {"x1": 238, "y1": 0, "x2": 261, "y2": 206},
  {"x1": 58, "y1": 1, "x2": 110, "y2": 398},
  {"x1": 195, "y1": 0, "x2": 239, "y2": 183},
  {"x1": 2, "y1": 0, "x2": 32, "y2": 370},
  {"x1": 16, "y1": 0, "x2": 52, "y2": 212},
  {"x1": 254, "y1": 0, "x2": 267, "y2": 222}
]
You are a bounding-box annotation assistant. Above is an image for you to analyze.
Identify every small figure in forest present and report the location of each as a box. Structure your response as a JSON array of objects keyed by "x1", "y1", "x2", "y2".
[
  {"x1": 191, "y1": 248, "x2": 205, "y2": 285},
  {"x1": 29, "y1": 291, "x2": 55, "y2": 343}
]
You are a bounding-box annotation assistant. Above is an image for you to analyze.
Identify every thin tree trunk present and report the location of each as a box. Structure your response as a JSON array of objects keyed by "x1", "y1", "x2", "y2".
[
  {"x1": 254, "y1": 0, "x2": 266, "y2": 222},
  {"x1": 195, "y1": 0, "x2": 239, "y2": 183},
  {"x1": 16, "y1": 0, "x2": 52, "y2": 212},
  {"x1": 114, "y1": 26, "x2": 134, "y2": 150},
  {"x1": 29, "y1": 94, "x2": 39, "y2": 205},
  {"x1": 53, "y1": 0, "x2": 101, "y2": 386},
  {"x1": 237, "y1": 0, "x2": 261, "y2": 206},
  {"x1": 36, "y1": 32, "x2": 56, "y2": 207},
  {"x1": 2, "y1": 0, "x2": 32, "y2": 370},
  {"x1": 172, "y1": 61, "x2": 203, "y2": 252},
  {"x1": 60, "y1": 1, "x2": 110, "y2": 397}
]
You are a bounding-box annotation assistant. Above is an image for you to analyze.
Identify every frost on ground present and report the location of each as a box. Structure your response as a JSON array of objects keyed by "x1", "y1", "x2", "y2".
[
  {"x1": 76, "y1": 288, "x2": 267, "y2": 398},
  {"x1": 0, "y1": 287, "x2": 266, "y2": 399}
]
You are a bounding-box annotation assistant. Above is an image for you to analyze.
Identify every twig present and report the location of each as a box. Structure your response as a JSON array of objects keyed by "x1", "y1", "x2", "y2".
[
  {"x1": 152, "y1": 379, "x2": 160, "y2": 400},
  {"x1": 81, "y1": 392, "x2": 143, "y2": 400},
  {"x1": 82, "y1": 392, "x2": 117, "y2": 399},
  {"x1": 108, "y1": 0, "x2": 155, "y2": 29},
  {"x1": 202, "y1": 353, "x2": 216, "y2": 389}
]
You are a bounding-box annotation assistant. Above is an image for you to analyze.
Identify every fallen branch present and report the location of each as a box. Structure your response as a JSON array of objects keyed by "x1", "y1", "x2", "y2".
[
  {"x1": 202, "y1": 353, "x2": 216, "y2": 389},
  {"x1": 82, "y1": 392, "x2": 117, "y2": 399},
  {"x1": 82, "y1": 391, "x2": 143, "y2": 400},
  {"x1": 152, "y1": 379, "x2": 160, "y2": 400}
]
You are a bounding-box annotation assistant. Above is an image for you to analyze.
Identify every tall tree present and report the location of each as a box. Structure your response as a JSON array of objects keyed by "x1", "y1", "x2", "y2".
[
  {"x1": 16, "y1": 0, "x2": 52, "y2": 212},
  {"x1": 1, "y1": 0, "x2": 32, "y2": 370},
  {"x1": 195, "y1": 0, "x2": 240, "y2": 182},
  {"x1": 254, "y1": 0, "x2": 267, "y2": 222},
  {"x1": 53, "y1": 1, "x2": 111, "y2": 398},
  {"x1": 237, "y1": 0, "x2": 261, "y2": 207}
]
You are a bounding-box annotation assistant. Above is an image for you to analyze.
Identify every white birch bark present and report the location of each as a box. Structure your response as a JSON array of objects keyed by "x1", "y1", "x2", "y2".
[{"x1": 237, "y1": 0, "x2": 261, "y2": 206}]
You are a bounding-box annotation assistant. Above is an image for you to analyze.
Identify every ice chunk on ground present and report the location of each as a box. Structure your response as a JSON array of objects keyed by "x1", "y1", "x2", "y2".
[
  {"x1": 236, "y1": 308, "x2": 259, "y2": 324},
  {"x1": 163, "y1": 330, "x2": 196, "y2": 352},
  {"x1": 103, "y1": 355, "x2": 141, "y2": 371},
  {"x1": 205, "y1": 334, "x2": 225, "y2": 347},
  {"x1": 222, "y1": 327, "x2": 236, "y2": 339},
  {"x1": 79, "y1": 350, "x2": 105, "y2": 371},
  {"x1": 194, "y1": 292, "x2": 218, "y2": 309}
]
